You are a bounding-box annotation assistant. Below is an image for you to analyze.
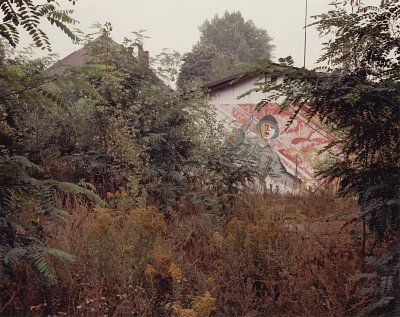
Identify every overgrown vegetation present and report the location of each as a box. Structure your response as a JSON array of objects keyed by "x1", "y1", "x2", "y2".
[
  {"x1": 249, "y1": 0, "x2": 400, "y2": 315},
  {"x1": 0, "y1": 1, "x2": 398, "y2": 316},
  {"x1": 0, "y1": 1, "x2": 109, "y2": 291},
  {"x1": 1, "y1": 192, "x2": 367, "y2": 316},
  {"x1": 0, "y1": 13, "x2": 257, "y2": 305}
]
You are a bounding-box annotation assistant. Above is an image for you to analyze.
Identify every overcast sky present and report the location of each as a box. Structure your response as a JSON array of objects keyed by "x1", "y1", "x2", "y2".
[{"x1": 19, "y1": 0, "x2": 379, "y2": 69}]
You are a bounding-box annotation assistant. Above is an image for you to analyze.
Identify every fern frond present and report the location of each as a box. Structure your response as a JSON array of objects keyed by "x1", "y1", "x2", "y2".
[
  {"x1": 3, "y1": 247, "x2": 28, "y2": 266},
  {"x1": 47, "y1": 180, "x2": 106, "y2": 207},
  {"x1": 40, "y1": 186, "x2": 55, "y2": 210},
  {"x1": 367, "y1": 297, "x2": 396, "y2": 315},
  {"x1": 46, "y1": 207, "x2": 70, "y2": 221},
  {"x1": 37, "y1": 188, "x2": 70, "y2": 221},
  {"x1": 29, "y1": 247, "x2": 56, "y2": 283},
  {"x1": 46, "y1": 248, "x2": 75, "y2": 263},
  {"x1": 11, "y1": 156, "x2": 42, "y2": 171},
  {"x1": 6, "y1": 215, "x2": 32, "y2": 231},
  {"x1": 27, "y1": 247, "x2": 74, "y2": 283}
]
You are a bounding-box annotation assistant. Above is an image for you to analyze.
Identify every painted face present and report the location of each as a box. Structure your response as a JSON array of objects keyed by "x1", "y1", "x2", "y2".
[{"x1": 259, "y1": 123, "x2": 276, "y2": 140}]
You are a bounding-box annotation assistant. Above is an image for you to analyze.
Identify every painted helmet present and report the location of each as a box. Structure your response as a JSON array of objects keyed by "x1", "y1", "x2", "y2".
[{"x1": 256, "y1": 115, "x2": 279, "y2": 139}]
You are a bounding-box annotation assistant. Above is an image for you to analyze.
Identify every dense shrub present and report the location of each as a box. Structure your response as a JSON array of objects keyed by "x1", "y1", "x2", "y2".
[{"x1": 0, "y1": 192, "x2": 368, "y2": 316}]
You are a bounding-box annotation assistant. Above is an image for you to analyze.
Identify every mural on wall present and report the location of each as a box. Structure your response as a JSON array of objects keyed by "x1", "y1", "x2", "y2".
[
  {"x1": 214, "y1": 102, "x2": 334, "y2": 190},
  {"x1": 233, "y1": 112, "x2": 299, "y2": 191}
]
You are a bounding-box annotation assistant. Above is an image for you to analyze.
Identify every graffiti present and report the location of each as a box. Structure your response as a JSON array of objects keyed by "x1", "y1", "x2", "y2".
[{"x1": 216, "y1": 102, "x2": 333, "y2": 190}]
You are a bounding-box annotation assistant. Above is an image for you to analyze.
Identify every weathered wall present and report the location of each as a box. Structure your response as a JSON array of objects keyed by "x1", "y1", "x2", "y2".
[{"x1": 208, "y1": 76, "x2": 334, "y2": 190}]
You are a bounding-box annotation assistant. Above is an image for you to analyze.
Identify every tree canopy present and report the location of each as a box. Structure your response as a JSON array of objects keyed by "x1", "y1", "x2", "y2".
[
  {"x1": 0, "y1": 0, "x2": 78, "y2": 50},
  {"x1": 177, "y1": 11, "x2": 274, "y2": 88}
]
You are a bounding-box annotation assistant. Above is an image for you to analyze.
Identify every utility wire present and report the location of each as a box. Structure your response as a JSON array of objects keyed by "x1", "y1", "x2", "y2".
[{"x1": 303, "y1": 0, "x2": 308, "y2": 68}]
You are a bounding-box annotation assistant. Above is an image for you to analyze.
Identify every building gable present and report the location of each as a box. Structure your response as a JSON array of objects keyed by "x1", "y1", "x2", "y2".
[{"x1": 206, "y1": 73, "x2": 334, "y2": 190}]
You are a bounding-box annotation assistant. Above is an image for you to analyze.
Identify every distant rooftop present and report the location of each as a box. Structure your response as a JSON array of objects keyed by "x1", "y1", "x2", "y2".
[{"x1": 48, "y1": 35, "x2": 117, "y2": 76}]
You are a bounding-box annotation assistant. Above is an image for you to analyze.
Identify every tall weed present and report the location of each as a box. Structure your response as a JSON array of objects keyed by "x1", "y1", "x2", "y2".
[{"x1": 0, "y1": 192, "x2": 366, "y2": 316}]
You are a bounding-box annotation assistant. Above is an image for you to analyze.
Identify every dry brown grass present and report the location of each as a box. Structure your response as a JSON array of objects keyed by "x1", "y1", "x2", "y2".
[{"x1": 1, "y1": 192, "x2": 368, "y2": 316}]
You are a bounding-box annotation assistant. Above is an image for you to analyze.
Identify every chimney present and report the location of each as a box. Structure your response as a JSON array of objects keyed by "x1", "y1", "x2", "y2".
[
  {"x1": 342, "y1": 46, "x2": 351, "y2": 74},
  {"x1": 136, "y1": 44, "x2": 150, "y2": 68}
]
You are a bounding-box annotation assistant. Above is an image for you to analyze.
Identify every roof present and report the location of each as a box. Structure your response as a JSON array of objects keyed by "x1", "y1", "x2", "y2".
[
  {"x1": 205, "y1": 64, "x2": 336, "y2": 141},
  {"x1": 48, "y1": 35, "x2": 167, "y2": 88},
  {"x1": 204, "y1": 62, "x2": 285, "y2": 92},
  {"x1": 48, "y1": 35, "x2": 116, "y2": 76},
  {"x1": 204, "y1": 70, "x2": 256, "y2": 91}
]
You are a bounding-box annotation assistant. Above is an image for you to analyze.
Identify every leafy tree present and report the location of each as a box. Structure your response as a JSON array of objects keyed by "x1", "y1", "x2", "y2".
[
  {"x1": 0, "y1": 0, "x2": 109, "y2": 284},
  {"x1": 199, "y1": 11, "x2": 273, "y2": 63},
  {"x1": 69, "y1": 30, "x2": 257, "y2": 209},
  {"x1": 0, "y1": 43, "x2": 107, "y2": 284},
  {"x1": 177, "y1": 11, "x2": 274, "y2": 88},
  {"x1": 55, "y1": 29, "x2": 192, "y2": 203},
  {"x1": 12, "y1": 23, "x2": 258, "y2": 211},
  {"x1": 0, "y1": 0, "x2": 78, "y2": 50},
  {"x1": 250, "y1": 0, "x2": 399, "y2": 314},
  {"x1": 153, "y1": 48, "x2": 183, "y2": 87}
]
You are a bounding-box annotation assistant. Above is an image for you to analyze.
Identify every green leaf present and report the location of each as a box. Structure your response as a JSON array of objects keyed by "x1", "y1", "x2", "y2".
[
  {"x1": 11, "y1": 155, "x2": 43, "y2": 173},
  {"x1": 3, "y1": 247, "x2": 28, "y2": 265},
  {"x1": 46, "y1": 248, "x2": 75, "y2": 263},
  {"x1": 48, "y1": 181, "x2": 106, "y2": 207}
]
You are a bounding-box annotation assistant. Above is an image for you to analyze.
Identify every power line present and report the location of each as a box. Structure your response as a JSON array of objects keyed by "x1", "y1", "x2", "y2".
[{"x1": 303, "y1": 0, "x2": 308, "y2": 68}]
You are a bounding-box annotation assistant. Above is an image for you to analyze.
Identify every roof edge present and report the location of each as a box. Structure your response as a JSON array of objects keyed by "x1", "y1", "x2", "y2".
[{"x1": 203, "y1": 62, "x2": 302, "y2": 92}]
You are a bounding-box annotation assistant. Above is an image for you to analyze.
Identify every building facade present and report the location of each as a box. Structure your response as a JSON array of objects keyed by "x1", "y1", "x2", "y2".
[{"x1": 206, "y1": 72, "x2": 334, "y2": 191}]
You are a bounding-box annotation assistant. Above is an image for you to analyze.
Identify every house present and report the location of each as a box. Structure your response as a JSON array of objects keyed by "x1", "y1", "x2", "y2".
[
  {"x1": 205, "y1": 70, "x2": 334, "y2": 191},
  {"x1": 48, "y1": 35, "x2": 161, "y2": 86},
  {"x1": 51, "y1": 40, "x2": 332, "y2": 192}
]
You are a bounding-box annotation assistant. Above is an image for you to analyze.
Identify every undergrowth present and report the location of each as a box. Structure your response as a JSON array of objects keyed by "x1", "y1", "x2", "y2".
[{"x1": 0, "y1": 191, "x2": 372, "y2": 316}]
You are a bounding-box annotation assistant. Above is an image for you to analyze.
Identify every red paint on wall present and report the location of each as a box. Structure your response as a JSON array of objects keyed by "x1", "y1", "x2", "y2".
[{"x1": 220, "y1": 102, "x2": 333, "y2": 184}]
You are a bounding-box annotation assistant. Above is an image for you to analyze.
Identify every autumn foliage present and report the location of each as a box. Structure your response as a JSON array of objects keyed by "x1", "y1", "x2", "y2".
[{"x1": 0, "y1": 191, "x2": 371, "y2": 316}]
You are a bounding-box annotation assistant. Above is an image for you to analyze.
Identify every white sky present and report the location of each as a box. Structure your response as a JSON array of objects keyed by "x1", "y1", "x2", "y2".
[{"x1": 18, "y1": 0, "x2": 379, "y2": 68}]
